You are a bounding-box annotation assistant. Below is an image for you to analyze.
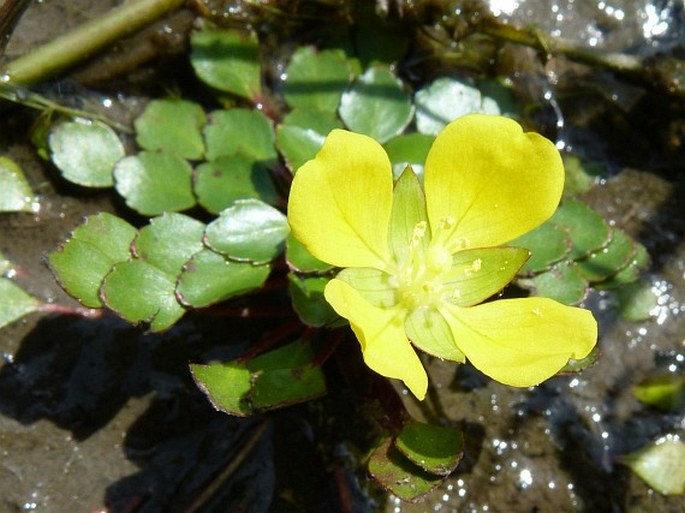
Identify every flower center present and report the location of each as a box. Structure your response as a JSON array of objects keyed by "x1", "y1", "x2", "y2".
[{"x1": 395, "y1": 217, "x2": 461, "y2": 309}]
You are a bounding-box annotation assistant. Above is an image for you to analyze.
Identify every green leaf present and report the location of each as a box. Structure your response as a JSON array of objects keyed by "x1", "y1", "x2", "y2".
[
  {"x1": 528, "y1": 262, "x2": 589, "y2": 305},
  {"x1": 415, "y1": 77, "x2": 499, "y2": 135},
  {"x1": 191, "y1": 361, "x2": 253, "y2": 416},
  {"x1": 194, "y1": 155, "x2": 278, "y2": 214},
  {"x1": 577, "y1": 228, "x2": 635, "y2": 282},
  {"x1": 48, "y1": 120, "x2": 123, "y2": 187},
  {"x1": 134, "y1": 99, "x2": 206, "y2": 160},
  {"x1": 368, "y1": 437, "x2": 444, "y2": 502},
  {"x1": 383, "y1": 133, "x2": 434, "y2": 179},
  {"x1": 0, "y1": 156, "x2": 35, "y2": 212},
  {"x1": 0, "y1": 250, "x2": 11, "y2": 275},
  {"x1": 512, "y1": 222, "x2": 571, "y2": 274},
  {"x1": 190, "y1": 28, "x2": 261, "y2": 100},
  {"x1": 276, "y1": 108, "x2": 343, "y2": 172},
  {"x1": 634, "y1": 374, "x2": 685, "y2": 411},
  {"x1": 339, "y1": 65, "x2": 413, "y2": 143},
  {"x1": 616, "y1": 280, "x2": 658, "y2": 322},
  {"x1": 205, "y1": 199, "x2": 289, "y2": 263},
  {"x1": 395, "y1": 421, "x2": 463, "y2": 476},
  {"x1": 285, "y1": 233, "x2": 333, "y2": 273},
  {"x1": 597, "y1": 243, "x2": 650, "y2": 289},
  {"x1": 288, "y1": 274, "x2": 337, "y2": 327},
  {"x1": 352, "y1": 12, "x2": 409, "y2": 66},
  {"x1": 134, "y1": 212, "x2": 205, "y2": 276},
  {"x1": 176, "y1": 248, "x2": 270, "y2": 308},
  {"x1": 0, "y1": 278, "x2": 41, "y2": 329},
  {"x1": 622, "y1": 439, "x2": 685, "y2": 495},
  {"x1": 114, "y1": 151, "x2": 196, "y2": 216},
  {"x1": 203, "y1": 108, "x2": 276, "y2": 162},
  {"x1": 101, "y1": 259, "x2": 185, "y2": 332},
  {"x1": 562, "y1": 154, "x2": 599, "y2": 198},
  {"x1": 283, "y1": 47, "x2": 352, "y2": 113},
  {"x1": 191, "y1": 341, "x2": 326, "y2": 416},
  {"x1": 549, "y1": 200, "x2": 611, "y2": 260},
  {"x1": 558, "y1": 346, "x2": 599, "y2": 374},
  {"x1": 48, "y1": 213, "x2": 137, "y2": 308}
]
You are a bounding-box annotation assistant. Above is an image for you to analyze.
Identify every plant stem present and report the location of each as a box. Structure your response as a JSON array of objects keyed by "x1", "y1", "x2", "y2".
[{"x1": 2, "y1": 0, "x2": 186, "y2": 86}]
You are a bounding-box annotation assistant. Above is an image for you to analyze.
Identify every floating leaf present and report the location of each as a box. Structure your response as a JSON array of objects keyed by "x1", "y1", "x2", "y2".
[
  {"x1": 203, "y1": 108, "x2": 276, "y2": 162},
  {"x1": 558, "y1": 346, "x2": 599, "y2": 374},
  {"x1": 205, "y1": 199, "x2": 289, "y2": 263},
  {"x1": 288, "y1": 274, "x2": 337, "y2": 327},
  {"x1": 0, "y1": 278, "x2": 41, "y2": 329},
  {"x1": 550, "y1": 200, "x2": 610, "y2": 260},
  {"x1": 339, "y1": 65, "x2": 413, "y2": 143},
  {"x1": 368, "y1": 438, "x2": 443, "y2": 502},
  {"x1": 114, "y1": 151, "x2": 196, "y2": 216},
  {"x1": 191, "y1": 361, "x2": 253, "y2": 416},
  {"x1": 528, "y1": 262, "x2": 588, "y2": 305},
  {"x1": 0, "y1": 156, "x2": 34, "y2": 212},
  {"x1": 190, "y1": 28, "x2": 261, "y2": 100},
  {"x1": 101, "y1": 259, "x2": 185, "y2": 332},
  {"x1": 48, "y1": 120, "x2": 123, "y2": 187},
  {"x1": 634, "y1": 374, "x2": 685, "y2": 411},
  {"x1": 283, "y1": 47, "x2": 352, "y2": 113},
  {"x1": 513, "y1": 222, "x2": 570, "y2": 274},
  {"x1": 176, "y1": 248, "x2": 270, "y2": 308},
  {"x1": 617, "y1": 280, "x2": 658, "y2": 322},
  {"x1": 194, "y1": 155, "x2": 278, "y2": 214},
  {"x1": 562, "y1": 154, "x2": 599, "y2": 198},
  {"x1": 191, "y1": 341, "x2": 326, "y2": 416},
  {"x1": 134, "y1": 212, "x2": 205, "y2": 276},
  {"x1": 577, "y1": 228, "x2": 635, "y2": 282},
  {"x1": 285, "y1": 233, "x2": 332, "y2": 273},
  {"x1": 597, "y1": 243, "x2": 650, "y2": 289},
  {"x1": 395, "y1": 421, "x2": 463, "y2": 476},
  {"x1": 49, "y1": 213, "x2": 137, "y2": 308},
  {"x1": 383, "y1": 133, "x2": 435, "y2": 179},
  {"x1": 276, "y1": 108, "x2": 343, "y2": 172},
  {"x1": 622, "y1": 438, "x2": 685, "y2": 495},
  {"x1": 134, "y1": 99, "x2": 206, "y2": 160},
  {"x1": 415, "y1": 77, "x2": 499, "y2": 135}
]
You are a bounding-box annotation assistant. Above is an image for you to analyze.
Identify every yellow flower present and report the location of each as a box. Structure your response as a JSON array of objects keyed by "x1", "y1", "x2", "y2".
[{"x1": 287, "y1": 114, "x2": 597, "y2": 400}]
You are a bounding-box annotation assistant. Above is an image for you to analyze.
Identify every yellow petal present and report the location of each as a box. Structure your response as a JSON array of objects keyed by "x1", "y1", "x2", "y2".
[
  {"x1": 424, "y1": 114, "x2": 564, "y2": 252},
  {"x1": 440, "y1": 297, "x2": 597, "y2": 387},
  {"x1": 325, "y1": 279, "x2": 428, "y2": 399},
  {"x1": 288, "y1": 129, "x2": 393, "y2": 271}
]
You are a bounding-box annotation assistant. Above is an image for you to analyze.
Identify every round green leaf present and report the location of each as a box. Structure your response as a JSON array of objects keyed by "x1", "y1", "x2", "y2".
[
  {"x1": 596, "y1": 243, "x2": 650, "y2": 289},
  {"x1": 190, "y1": 28, "x2": 261, "y2": 100},
  {"x1": 48, "y1": 120, "x2": 124, "y2": 187},
  {"x1": 512, "y1": 221, "x2": 571, "y2": 274},
  {"x1": 369, "y1": 438, "x2": 444, "y2": 502},
  {"x1": 176, "y1": 248, "x2": 270, "y2": 308},
  {"x1": 577, "y1": 228, "x2": 635, "y2": 282},
  {"x1": 134, "y1": 99, "x2": 206, "y2": 160},
  {"x1": 203, "y1": 108, "x2": 276, "y2": 162},
  {"x1": 191, "y1": 361, "x2": 253, "y2": 416},
  {"x1": 101, "y1": 259, "x2": 185, "y2": 332},
  {"x1": 114, "y1": 151, "x2": 196, "y2": 216},
  {"x1": 383, "y1": 133, "x2": 434, "y2": 179},
  {"x1": 275, "y1": 108, "x2": 342, "y2": 172},
  {"x1": 0, "y1": 278, "x2": 41, "y2": 329},
  {"x1": 285, "y1": 233, "x2": 333, "y2": 273},
  {"x1": 134, "y1": 212, "x2": 206, "y2": 276},
  {"x1": 529, "y1": 262, "x2": 589, "y2": 305},
  {"x1": 288, "y1": 274, "x2": 337, "y2": 327},
  {"x1": 549, "y1": 200, "x2": 611, "y2": 260},
  {"x1": 0, "y1": 156, "x2": 35, "y2": 212},
  {"x1": 622, "y1": 439, "x2": 685, "y2": 495},
  {"x1": 415, "y1": 77, "x2": 499, "y2": 135},
  {"x1": 48, "y1": 213, "x2": 137, "y2": 308},
  {"x1": 395, "y1": 421, "x2": 463, "y2": 476},
  {"x1": 283, "y1": 47, "x2": 352, "y2": 112},
  {"x1": 205, "y1": 199, "x2": 289, "y2": 263},
  {"x1": 194, "y1": 155, "x2": 278, "y2": 214},
  {"x1": 339, "y1": 65, "x2": 413, "y2": 143},
  {"x1": 617, "y1": 280, "x2": 658, "y2": 322},
  {"x1": 634, "y1": 375, "x2": 685, "y2": 411}
]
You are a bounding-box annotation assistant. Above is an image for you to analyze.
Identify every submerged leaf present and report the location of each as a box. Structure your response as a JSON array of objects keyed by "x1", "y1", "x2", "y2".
[
  {"x1": 634, "y1": 374, "x2": 685, "y2": 411},
  {"x1": 622, "y1": 438, "x2": 685, "y2": 495},
  {"x1": 0, "y1": 278, "x2": 41, "y2": 329},
  {"x1": 395, "y1": 421, "x2": 463, "y2": 476}
]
